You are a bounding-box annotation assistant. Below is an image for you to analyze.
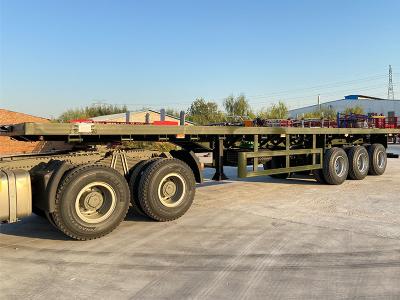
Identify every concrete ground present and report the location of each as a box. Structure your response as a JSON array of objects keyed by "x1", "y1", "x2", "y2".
[{"x1": 1, "y1": 145, "x2": 400, "y2": 300}]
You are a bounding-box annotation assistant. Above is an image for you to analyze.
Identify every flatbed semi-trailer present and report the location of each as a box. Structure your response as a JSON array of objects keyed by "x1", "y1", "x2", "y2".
[{"x1": 1, "y1": 122, "x2": 399, "y2": 240}]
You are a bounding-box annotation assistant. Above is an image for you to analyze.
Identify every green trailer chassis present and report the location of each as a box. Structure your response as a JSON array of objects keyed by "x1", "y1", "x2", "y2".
[{"x1": 1, "y1": 122, "x2": 399, "y2": 179}]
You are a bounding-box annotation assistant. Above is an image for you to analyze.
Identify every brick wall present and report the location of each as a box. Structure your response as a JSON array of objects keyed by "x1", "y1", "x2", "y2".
[{"x1": 0, "y1": 109, "x2": 70, "y2": 156}]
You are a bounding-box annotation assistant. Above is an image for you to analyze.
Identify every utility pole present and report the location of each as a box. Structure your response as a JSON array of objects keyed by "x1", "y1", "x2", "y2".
[
  {"x1": 317, "y1": 94, "x2": 321, "y2": 109},
  {"x1": 388, "y1": 65, "x2": 394, "y2": 100}
]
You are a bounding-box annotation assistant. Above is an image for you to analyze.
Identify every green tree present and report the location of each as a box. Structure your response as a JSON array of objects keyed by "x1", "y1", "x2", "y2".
[
  {"x1": 302, "y1": 106, "x2": 337, "y2": 120},
  {"x1": 223, "y1": 94, "x2": 255, "y2": 119},
  {"x1": 187, "y1": 98, "x2": 225, "y2": 125},
  {"x1": 344, "y1": 105, "x2": 365, "y2": 115},
  {"x1": 58, "y1": 104, "x2": 128, "y2": 122},
  {"x1": 165, "y1": 108, "x2": 180, "y2": 118},
  {"x1": 258, "y1": 101, "x2": 289, "y2": 119}
]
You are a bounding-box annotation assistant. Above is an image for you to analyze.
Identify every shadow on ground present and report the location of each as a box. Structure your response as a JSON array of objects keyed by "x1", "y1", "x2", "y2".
[
  {"x1": 0, "y1": 215, "x2": 69, "y2": 241},
  {"x1": 200, "y1": 167, "x2": 320, "y2": 187},
  {"x1": 0, "y1": 210, "x2": 154, "y2": 241}
]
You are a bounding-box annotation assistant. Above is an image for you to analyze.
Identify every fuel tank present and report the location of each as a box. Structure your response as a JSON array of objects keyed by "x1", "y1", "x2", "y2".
[{"x1": 0, "y1": 169, "x2": 32, "y2": 223}]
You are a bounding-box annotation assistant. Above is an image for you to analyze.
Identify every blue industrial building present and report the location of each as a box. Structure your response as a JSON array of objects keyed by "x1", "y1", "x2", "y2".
[{"x1": 289, "y1": 95, "x2": 400, "y2": 118}]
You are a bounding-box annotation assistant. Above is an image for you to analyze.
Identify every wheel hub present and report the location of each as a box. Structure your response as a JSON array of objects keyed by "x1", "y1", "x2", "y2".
[
  {"x1": 75, "y1": 182, "x2": 117, "y2": 224},
  {"x1": 334, "y1": 155, "x2": 346, "y2": 177},
  {"x1": 357, "y1": 153, "x2": 367, "y2": 172},
  {"x1": 377, "y1": 151, "x2": 385, "y2": 168},
  {"x1": 162, "y1": 181, "x2": 177, "y2": 198},
  {"x1": 84, "y1": 191, "x2": 104, "y2": 210},
  {"x1": 158, "y1": 173, "x2": 186, "y2": 208}
]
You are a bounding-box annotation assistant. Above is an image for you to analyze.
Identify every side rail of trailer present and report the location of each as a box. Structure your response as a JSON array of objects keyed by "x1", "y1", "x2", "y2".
[{"x1": 238, "y1": 134, "x2": 323, "y2": 178}]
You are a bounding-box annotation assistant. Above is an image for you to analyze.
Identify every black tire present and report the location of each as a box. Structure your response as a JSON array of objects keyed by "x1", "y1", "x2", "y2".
[
  {"x1": 264, "y1": 157, "x2": 290, "y2": 179},
  {"x1": 368, "y1": 144, "x2": 387, "y2": 175},
  {"x1": 45, "y1": 211, "x2": 59, "y2": 229},
  {"x1": 347, "y1": 146, "x2": 369, "y2": 180},
  {"x1": 138, "y1": 158, "x2": 196, "y2": 222},
  {"x1": 51, "y1": 165, "x2": 130, "y2": 240},
  {"x1": 129, "y1": 158, "x2": 161, "y2": 216},
  {"x1": 322, "y1": 147, "x2": 349, "y2": 185},
  {"x1": 312, "y1": 169, "x2": 327, "y2": 184}
]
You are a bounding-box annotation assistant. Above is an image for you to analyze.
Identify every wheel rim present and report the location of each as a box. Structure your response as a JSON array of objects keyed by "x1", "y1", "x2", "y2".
[
  {"x1": 157, "y1": 173, "x2": 186, "y2": 208},
  {"x1": 334, "y1": 155, "x2": 346, "y2": 177},
  {"x1": 377, "y1": 150, "x2": 386, "y2": 169},
  {"x1": 75, "y1": 182, "x2": 117, "y2": 224},
  {"x1": 356, "y1": 152, "x2": 368, "y2": 173}
]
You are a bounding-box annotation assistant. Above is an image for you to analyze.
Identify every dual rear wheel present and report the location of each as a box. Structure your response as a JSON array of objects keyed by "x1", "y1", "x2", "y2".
[
  {"x1": 130, "y1": 158, "x2": 196, "y2": 221},
  {"x1": 50, "y1": 158, "x2": 195, "y2": 240}
]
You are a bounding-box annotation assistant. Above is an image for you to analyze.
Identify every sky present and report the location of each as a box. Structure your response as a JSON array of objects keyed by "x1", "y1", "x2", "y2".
[{"x1": 0, "y1": 0, "x2": 399, "y2": 118}]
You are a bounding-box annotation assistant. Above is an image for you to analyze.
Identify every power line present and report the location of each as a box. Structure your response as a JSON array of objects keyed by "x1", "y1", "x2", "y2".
[
  {"x1": 246, "y1": 83, "x2": 389, "y2": 104},
  {"x1": 114, "y1": 79, "x2": 388, "y2": 108},
  {"x1": 247, "y1": 74, "x2": 388, "y2": 99},
  {"x1": 102, "y1": 72, "x2": 395, "y2": 109}
]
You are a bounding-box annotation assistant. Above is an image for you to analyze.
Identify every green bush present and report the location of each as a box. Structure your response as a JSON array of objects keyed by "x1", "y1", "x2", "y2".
[
  {"x1": 57, "y1": 104, "x2": 128, "y2": 122},
  {"x1": 258, "y1": 101, "x2": 288, "y2": 119}
]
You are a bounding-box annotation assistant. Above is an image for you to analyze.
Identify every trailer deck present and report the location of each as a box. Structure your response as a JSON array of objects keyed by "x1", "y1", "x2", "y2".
[{"x1": 2, "y1": 122, "x2": 400, "y2": 141}]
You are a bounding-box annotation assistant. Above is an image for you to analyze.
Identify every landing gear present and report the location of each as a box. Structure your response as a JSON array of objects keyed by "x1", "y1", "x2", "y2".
[{"x1": 212, "y1": 137, "x2": 228, "y2": 181}]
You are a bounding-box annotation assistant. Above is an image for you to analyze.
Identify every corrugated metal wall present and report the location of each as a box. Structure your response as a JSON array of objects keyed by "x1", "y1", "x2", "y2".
[{"x1": 289, "y1": 99, "x2": 400, "y2": 118}]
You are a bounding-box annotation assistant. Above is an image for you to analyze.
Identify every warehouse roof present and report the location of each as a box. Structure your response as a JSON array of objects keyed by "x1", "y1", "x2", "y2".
[
  {"x1": 344, "y1": 95, "x2": 385, "y2": 100},
  {"x1": 289, "y1": 95, "x2": 400, "y2": 112},
  {"x1": 90, "y1": 109, "x2": 194, "y2": 124}
]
